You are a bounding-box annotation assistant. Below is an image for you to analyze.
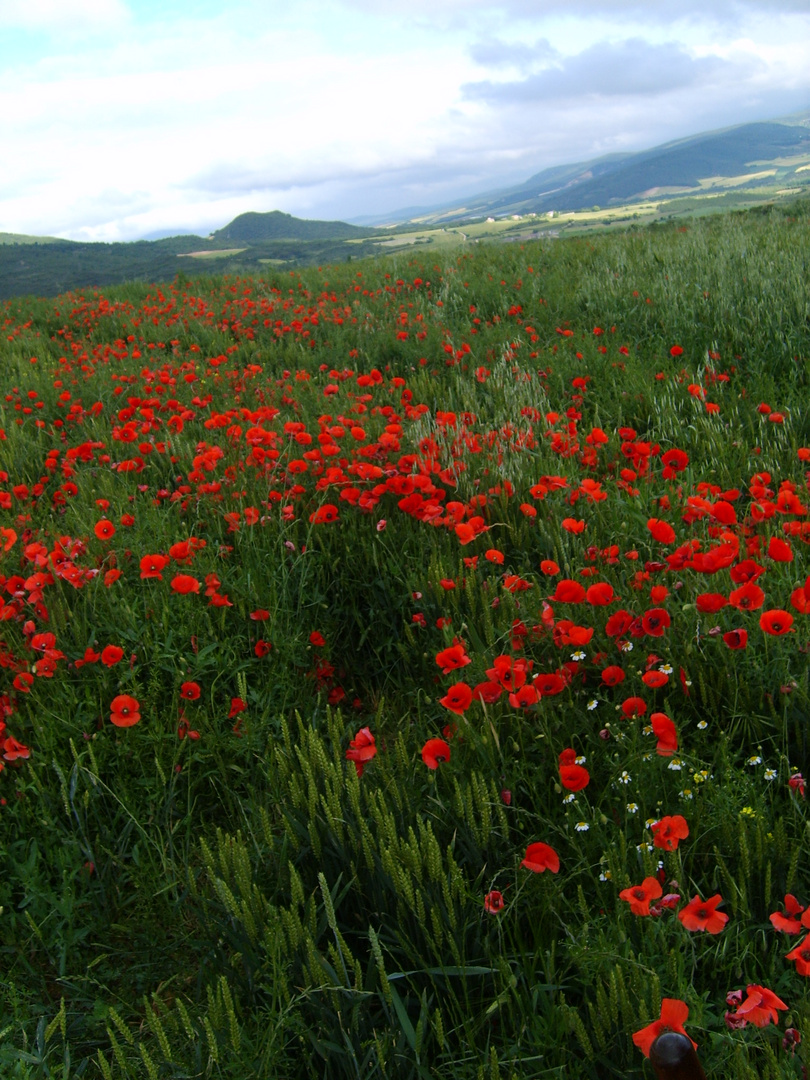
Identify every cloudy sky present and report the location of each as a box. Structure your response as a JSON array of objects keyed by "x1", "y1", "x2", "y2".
[{"x1": 1, "y1": 0, "x2": 808, "y2": 241}]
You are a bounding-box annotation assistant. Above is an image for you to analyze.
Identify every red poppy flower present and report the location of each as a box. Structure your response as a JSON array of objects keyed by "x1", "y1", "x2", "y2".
[
  {"x1": 171, "y1": 574, "x2": 200, "y2": 595},
  {"x1": 435, "y1": 644, "x2": 470, "y2": 674},
  {"x1": 421, "y1": 737, "x2": 451, "y2": 769},
  {"x1": 786, "y1": 935, "x2": 810, "y2": 976},
  {"x1": 104, "y1": 569, "x2": 121, "y2": 587},
  {"x1": 647, "y1": 518, "x2": 676, "y2": 544},
  {"x1": 140, "y1": 554, "x2": 169, "y2": 579},
  {"x1": 509, "y1": 683, "x2": 539, "y2": 708},
  {"x1": 110, "y1": 694, "x2": 141, "y2": 727},
  {"x1": 622, "y1": 696, "x2": 647, "y2": 718},
  {"x1": 550, "y1": 579, "x2": 586, "y2": 603},
  {"x1": 729, "y1": 559, "x2": 765, "y2": 584},
  {"x1": 94, "y1": 519, "x2": 115, "y2": 541},
  {"x1": 561, "y1": 517, "x2": 586, "y2": 534},
  {"x1": 485, "y1": 548, "x2": 504, "y2": 564},
  {"x1": 75, "y1": 646, "x2": 101, "y2": 668},
  {"x1": 228, "y1": 697, "x2": 247, "y2": 719},
  {"x1": 167, "y1": 540, "x2": 193, "y2": 564},
  {"x1": 180, "y1": 681, "x2": 201, "y2": 700},
  {"x1": 345, "y1": 727, "x2": 377, "y2": 777},
  {"x1": 439, "y1": 682, "x2": 473, "y2": 714},
  {"x1": 601, "y1": 665, "x2": 625, "y2": 687},
  {"x1": 540, "y1": 559, "x2": 560, "y2": 575},
  {"x1": 620, "y1": 876, "x2": 662, "y2": 916},
  {"x1": 678, "y1": 893, "x2": 728, "y2": 934},
  {"x1": 723, "y1": 629, "x2": 748, "y2": 650},
  {"x1": 603, "y1": 611, "x2": 632, "y2": 640},
  {"x1": 769, "y1": 894, "x2": 806, "y2": 934},
  {"x1": 309, "y1": 631, "x2": 326, "y2": 647},
  {"x1": 472, "y1": 680, "x2": 503, "y2": 703},
  {"x1": 255, "y1": 640, "x2": 272, "y2": 657},
  {"x1": 730, "y1": 985, "x2": 787, "y2": 1027},
  {"x1": 309, "y1": 503, "x2": 339, "y2": 524},
  {"x1": 651, "y1": 814, "x2": 689, "y2": 851},
  {"x1": 208, "y1": 592, "x2": 233, "y2": 608},
  {"x1": 14, "y1": 672, "x2": 34, "y2": 692},
  {"x1": 767, "y1": 537, "x2": 793, "y2": 562},
  {"x1": 642, "y1": 670, "x2": 669, "y2": 689},
  {"x1": 484, "y1": 890, "x2": 505, "y2": 914},
  {"x1": 729, "y1": 583, "x2": 765, "y2": 611},
  {"x1": 101, "y1": 645, "x2": 124, "y2": 667},
  {"x1": 503, "y1": 574, "x2": 531, "y2": 593},
  {"x1": 250, "y1": 609, "x2": 271, "y2": 621},
  {"x1": 521, "y1": 841, "x2": 560, "y2": 873},
  {"x1": 533, "y1": 672, "x2": 565, "y2": 696},
  {"x1": 651, "y1": 712, "x2": 678, "y2": 756},
  {"x1": 633, "y1": 999, "x2": 695, "y2": 1058},
  {"x1": 3, "y1": 735, "x2": 31, "y2": 760},
  {"x1": 661, "y1": 448, "x2": 689, "y2": 476},
  {"x1": 759, "y1": 609, "x2": 793, "y2": 635},
  {"x1": 486, "y1": 655, "x2": 531, "y2": 692},
  {"x1": 177, "y1": 718, "x2": 200, "y2": 741},
  {"x1": 696, "y1": 593, "x2": 727, "y2": 613},
  {"x1": 585, "y1": 582, "x2": 616, "y2": 605},
  {"x1": 0, "y1": 526, "x2": 18, "y2": 552},
  {"x1": 559, "y1": 763, "x2": 590, "y2": 791},
  {"x1": 641, "y1": 608, "x2": 670, "y2": 637}
]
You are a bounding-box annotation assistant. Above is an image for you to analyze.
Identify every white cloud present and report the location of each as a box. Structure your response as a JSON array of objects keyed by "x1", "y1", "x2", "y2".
[
  {"x1": 0, "y1": 0, "x2": 129, "y2": 31},
  {"x1": 464, "y1": 40, "x2": 735, "y2": 103},
  {"x1": 0, "y1": 0, "x2": 807, "y2": 239},
  {"x1": 340, "y1": 0, "x2": 810, "y2": 15}
]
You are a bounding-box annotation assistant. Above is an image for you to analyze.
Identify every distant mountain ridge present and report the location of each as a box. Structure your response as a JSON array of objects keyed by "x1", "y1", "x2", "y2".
[{"x1": 374, "y1": 117, "x2": 810, "y2": 224}]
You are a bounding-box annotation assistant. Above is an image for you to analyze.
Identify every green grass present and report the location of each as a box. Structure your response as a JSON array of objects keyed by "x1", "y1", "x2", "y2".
[{"x1": 0, "y1": 196, "x2": 809, "y2": 1078}]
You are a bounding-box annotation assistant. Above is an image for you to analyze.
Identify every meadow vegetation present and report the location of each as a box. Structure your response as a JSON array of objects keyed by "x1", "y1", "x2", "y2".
[{"x1": 0, "y1": 199, "x2": 809, "y2": 1078}]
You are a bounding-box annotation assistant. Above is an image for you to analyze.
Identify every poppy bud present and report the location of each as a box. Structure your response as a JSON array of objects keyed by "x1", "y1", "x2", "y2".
[
  {"x1": 725, "y1": 1010, "x2": 748, "y2": 1030},
  {"x1": 783, "y1": 1028, "x2": 801, "y2": 1052}
]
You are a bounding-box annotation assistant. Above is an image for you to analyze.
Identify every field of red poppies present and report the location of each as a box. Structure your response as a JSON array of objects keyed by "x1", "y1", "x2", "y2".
[{"x1": 1, "y1": 203, "x2": 809, "y2": 1078}]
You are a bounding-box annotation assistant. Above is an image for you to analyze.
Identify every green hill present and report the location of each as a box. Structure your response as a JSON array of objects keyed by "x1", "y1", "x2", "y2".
[
  {"x1": 212, "y1": 210, "x2": 375, "y2": 243},
  {"x1": 0, "y1": 231, "x2": 65, "y2": 245}
]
